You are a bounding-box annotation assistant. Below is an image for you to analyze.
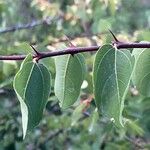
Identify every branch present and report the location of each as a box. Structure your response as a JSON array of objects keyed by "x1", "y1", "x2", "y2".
[
  {"x1": 0, "y1": 16, "x2": 59, "y2": 34},
  {"x1": 117, "y1": 42, "x2": 150, "y2": 49},
  {"x1": 0, "y1": 42, "x2": 150, "y2": 61},
  {"x1": 0, "y1": 46, "x2": 99, "y2": 61}
]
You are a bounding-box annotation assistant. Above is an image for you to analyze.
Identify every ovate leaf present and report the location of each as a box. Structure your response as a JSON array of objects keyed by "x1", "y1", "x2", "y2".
[
  {"x1": 93, "y1": 44, "x2": 134, "y2": 127},
  {"x1": 54, "y1": 54, "x2": 86, "y2": 109},
  {"x1": 13, "y1": 54, "x2": 51, "y2": 138},
  {"x1": 132, "y1": 47, "x2": 150, "y2": 97}
]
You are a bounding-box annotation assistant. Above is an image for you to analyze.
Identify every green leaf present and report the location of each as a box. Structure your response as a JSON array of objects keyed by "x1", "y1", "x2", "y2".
[
  {"x1": 2, "y1": 60, "x2": 17, "y2": 77},
  {"x1": 13, "y1": 54, "x2": 51, "y2": 138},
  {"x1": 88, "y1": 108, "x2": 99, "y2": 133},
  {"x1": 132, "y1": 47, "x2": 150, "y2": 97},
  {"x1": 71, "y1": 102, "x2": 87, "y2": 126},
  {"x1": 0, "y1": 76, "x2": 13, "y2": 88},
  {"x1": 108, "y1": 0, "x2": 117, "y2": 16},
  {"x1": 8, "y1": 42, "x2": 33, "y2": 54},
  {"x1": 126, "y1": 119, "x2": 144, "y2": 136},
  {"x1": 54, "y1": 54, "x2": 86, "y2": 109},
  {"x1": 93, "y1": 44, "x2": 134, "y2": 127}
]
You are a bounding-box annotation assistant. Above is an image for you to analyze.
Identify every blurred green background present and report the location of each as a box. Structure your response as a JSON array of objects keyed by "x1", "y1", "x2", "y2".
[{"x1": 0, "y1": 0, "x2": 150, "y2": 149}]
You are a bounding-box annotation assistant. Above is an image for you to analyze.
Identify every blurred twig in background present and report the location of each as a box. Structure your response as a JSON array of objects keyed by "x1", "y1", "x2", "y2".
[{"x1": 0, "y1": 16, "x2": 59, "y2": 34}]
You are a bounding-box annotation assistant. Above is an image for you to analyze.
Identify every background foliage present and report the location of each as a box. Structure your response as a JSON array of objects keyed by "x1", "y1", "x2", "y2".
[{"x1": 0, "y1": 0, "x2": 150, "y2": 149}]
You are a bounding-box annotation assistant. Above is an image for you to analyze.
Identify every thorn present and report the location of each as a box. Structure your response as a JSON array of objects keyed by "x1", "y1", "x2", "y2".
[
  {"x1": 64, "y1": 35, "x2": 76, "y2": 57},
  {"x1": 64, "y1": 35, "x2": 76, "y2": 47},
  {"x1": 108, "y1": 29, "x2": 119, "y2": 42},
  {"x1": 30, "y1": 45, "x2": 41, "y2": 55}
]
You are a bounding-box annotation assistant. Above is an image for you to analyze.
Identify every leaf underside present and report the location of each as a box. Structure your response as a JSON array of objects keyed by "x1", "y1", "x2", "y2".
[
  {"x1": 54, "y1": 53, "x2": 86, "y2": 109},
  {"x1": 13, "y1": 54, "x2": 51, "y2": 138},
  {"x1": 93, "y1": 44, "x2": 134, "y2": 127}
]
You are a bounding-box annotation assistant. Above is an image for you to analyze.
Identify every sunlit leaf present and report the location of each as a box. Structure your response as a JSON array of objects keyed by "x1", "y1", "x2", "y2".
[{"x1": 54, "y1": 54, "x2": 86, "y2": 109}]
